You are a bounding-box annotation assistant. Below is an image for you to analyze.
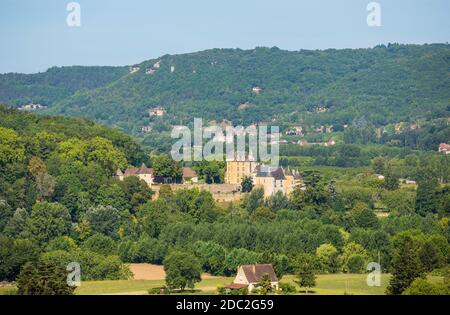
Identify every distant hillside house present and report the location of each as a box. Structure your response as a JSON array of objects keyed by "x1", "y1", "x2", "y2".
[
  {"x1": 140, "y1": 126, "x2": 153, "y2": 133},
  {"x1": 116, "y1": 163, "x2": 154, "y2": 186},
  {"x1": 129, "y1": 66, "x2": 140, "y2": 74},
  {"x1": 439, "y1": 143, "x2": 450, "y2": 154},
  {"x1": 18, "y1": 103, "x2": 46, "y2": 111},
  {"x1": 315, "y1": 106, "x2": 328, "y2": 113},
  {"x1": 182, "y1": 167, "x2": 198, "y2": 183},
  {"x1": 226, "y1": 264, "x2": 278, "y2": 292},
  {"x1": 285, "y1": 126, "x2": 303, "y2": 136},
  {"x1": 252, "y1": 86, "x2": 262, "y2": 94},
  {"x1": 298, "y1": 139, "x2": 335, "y2": 147},
  {"x1": 148, "y1": 107, "x2": 166, "y2": 117}
]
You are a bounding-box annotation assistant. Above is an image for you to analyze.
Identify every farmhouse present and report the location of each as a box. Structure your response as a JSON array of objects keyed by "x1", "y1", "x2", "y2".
[
  {"x1": 116, "y1": 163, "x2": 154, "y2": 186},
  {"x1": 226, "y1": 264, "x2": 278, "y2": 292},
  {"x1": 182, "y1": 167, "x2": 198, "y2": 183}
]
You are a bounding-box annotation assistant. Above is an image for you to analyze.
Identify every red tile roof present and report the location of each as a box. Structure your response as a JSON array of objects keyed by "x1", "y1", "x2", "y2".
[
  {"x1": 241, "y1": 264, "x2": 278, "y2": 283},
  {"x1": 182, "y1": 167, "x2": 197, "y2": 178},
  {"x1": 122, "y1": 163, "x2": 153, "y2": 176}
]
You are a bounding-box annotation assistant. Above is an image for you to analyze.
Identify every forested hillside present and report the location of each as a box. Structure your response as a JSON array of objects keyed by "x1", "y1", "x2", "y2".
[
  {"x1": 0, "y1": 66, "x2": 128, "y2": 107},
  {"x1": 0, "y1": 44, "x2": 448, "y2": 135}
]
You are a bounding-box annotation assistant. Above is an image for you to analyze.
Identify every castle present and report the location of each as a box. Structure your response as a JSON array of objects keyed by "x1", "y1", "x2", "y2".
[{"x1": 225, "y1": 156, "x2": 302, "y2": 197}]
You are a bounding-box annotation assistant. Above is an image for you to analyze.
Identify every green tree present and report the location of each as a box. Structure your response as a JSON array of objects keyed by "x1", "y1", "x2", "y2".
[
  {"x1": 387, "y1": 235, "x2": 424, "y2": 295},
  {"x1": 340, "y1": 242, "x2": 369, "y2": 273},
  {"x1": 419, "y1": 241, "x2": 443, "y2": 272},
  {"x1": 27, "y1": 202, "x2": 71, "y2": 244},
  {"x1": 0, "y1": 199, "x2": 14, "y2": 232},
  {"x1": 255, "y1": 273, "x2": 274, "y2": 294},
  {"x1": 0, "y1": 237, "x2": 40, "y2": 281},
  {"x1": 241, "y1": 177, "x2": 253, "y2": 193},
  {"x1": 403, "y1": 278, "x2": 449, "y2": 295},
  {"x1": 163, "y1": 251, "x2": 202, "y2": 291},
  {"x1": 295, "y1": 253, "x2": 316, "y2": 294},
  {"x1": 28, "y1": 157, "x2": 55, "y2": 201},
  {"x1": 383, "y1": 164, "x2": 400, "y2": 191},
  {"x1": 346, "y1": 255, "x2": 366, "y2": 274},
  {"x1": 348, "y1": 202, "x2": 379, "y2": 229},
  {"x1": 152, "y1": 154, "x2": 182, "y2": 180},
  {"x1": 250, "y1": 207, "x2": 276, "y2": 222},
  {"x1": 158, "y1": 184, "x2": 173, "y2": 200},
  {"x1": 415, "y1": 177, "x2": 439, "y2": 216},
  {"x1": 241, "y1": 188, "x2": 264, "y2": 214},
  {"x1": 3, "y1": 207, "x2": 29, "y2": 237},
  {"x1": 83, "y1": 234, "x2": 117, "y2": 256},
  {"x1": 316, "y1": 243, "x2": 339, "y2": 273},
  {"x1": 17, "y1": 261, "x2": 75, "y2": 295},
  {"x1": 84, "y1": 205, "x2": 121, "y2": 239},
  {"x1": 95, "y1": 184, "x2": 129, "y2": 212},
  {"x1": 265, "y1": 191, "x2": 290, "y2": 212}
]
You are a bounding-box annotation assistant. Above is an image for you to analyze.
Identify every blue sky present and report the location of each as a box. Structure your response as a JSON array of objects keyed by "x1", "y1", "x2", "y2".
[{"x1": 0, "y1": 0, "x2": 449, "y2": 73}]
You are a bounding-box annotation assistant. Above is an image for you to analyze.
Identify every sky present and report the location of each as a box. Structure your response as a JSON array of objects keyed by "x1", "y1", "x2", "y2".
[{"x1": 0, "y1": 0, "x2": 449, "y2": 73}]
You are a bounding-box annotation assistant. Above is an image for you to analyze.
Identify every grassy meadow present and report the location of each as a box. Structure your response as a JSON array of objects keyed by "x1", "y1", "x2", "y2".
[{"x1": 1, "y1": 274, "x2": 444, "y2": 295}]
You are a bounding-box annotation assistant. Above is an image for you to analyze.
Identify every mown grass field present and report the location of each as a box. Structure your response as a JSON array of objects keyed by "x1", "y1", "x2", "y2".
[{"x1": 1, "y1": 274, "x2": 444, "y2": 295}]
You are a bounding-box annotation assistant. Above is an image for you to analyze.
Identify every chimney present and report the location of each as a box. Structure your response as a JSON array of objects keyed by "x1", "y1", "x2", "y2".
[{"x1": 252, "y1": 265, "x2": 256, "y2": 274}]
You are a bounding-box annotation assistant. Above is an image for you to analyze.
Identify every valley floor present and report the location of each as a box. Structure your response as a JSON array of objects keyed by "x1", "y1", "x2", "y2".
[{"x1": 0, "y1": 263, "x2": 444, "y2": 295}]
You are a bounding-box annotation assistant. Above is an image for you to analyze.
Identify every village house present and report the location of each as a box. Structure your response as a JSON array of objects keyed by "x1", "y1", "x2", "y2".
[
  {"x1": 238, "y1": 102, "x2": 250, "y2": 110},
  {"x1": 285, "y1": 126, "x2": 303, "y2": 136},
  {"x1": 182, "y1": 167, "x2": 198, "y2": 183},
  {"x1": 148, "y1": 106, "x2": 166, "y2": 117},
  {"x1": 315, "y1": 106, "x2": 327, "y2": 113},
  {"x1": 129, "y1": 66, "x2": 140, "y2": 74},
  {"x1": 298, "y1": 139, "x2": 335, "y2": 147},
  {"x1": 438, "y1": 143, "x2": 450, "y2": 155},
  {"x1": 18, "y1": 103, "x2": 46, "y2": 111},
  {"x1": 116, "y1": 163, "x2": 154, "y2": 186},
  {"x1": 226, "y1": 264, "x2": 279, "y2": 292},
  {"x1": 315, "y1": 126, "x2": 324, "y2": 133},
  {"x1": 140, "y1": 125, "x2": 153, "y2": 133},
  {"x1": 252, "y1": 86, "x2": 262, "y2": 94}
]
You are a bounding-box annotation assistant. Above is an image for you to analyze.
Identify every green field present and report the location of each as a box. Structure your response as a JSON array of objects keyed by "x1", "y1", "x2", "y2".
[{"x1": 1, "y1": 274, "x2": 444, "y2": 295}]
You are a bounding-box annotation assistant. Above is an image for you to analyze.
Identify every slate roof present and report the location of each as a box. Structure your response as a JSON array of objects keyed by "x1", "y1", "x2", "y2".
[{"x1": 255, "y1": 166, "x2": 286, "y2": 180}]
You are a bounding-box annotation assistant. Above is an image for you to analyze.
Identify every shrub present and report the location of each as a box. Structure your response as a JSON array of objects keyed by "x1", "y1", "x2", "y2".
[{"x1": 278, "y1": 282, "x2": 297, "y2": 294}]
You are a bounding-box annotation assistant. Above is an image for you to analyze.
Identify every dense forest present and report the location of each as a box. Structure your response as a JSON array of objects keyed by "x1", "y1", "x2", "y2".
[
  {"x1": 0, "y1": 106, "x2": 448, "y2": 295},
  {"x1": 0, "y1": 44, "x2": 449, "y2": 137}
]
